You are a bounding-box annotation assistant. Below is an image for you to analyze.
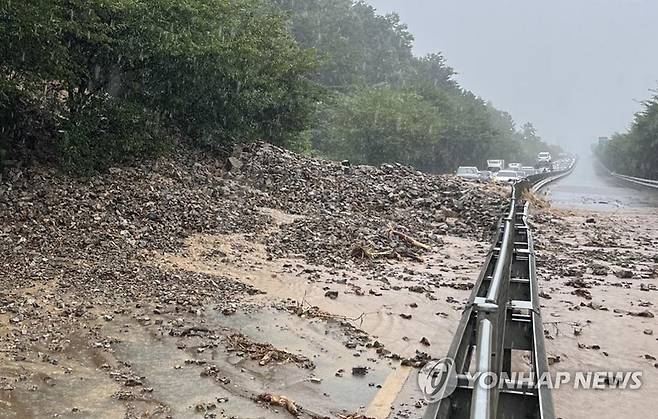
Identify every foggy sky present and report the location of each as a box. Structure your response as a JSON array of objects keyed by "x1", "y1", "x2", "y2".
[{"x1": 367, "y1": 0, "x2": 658, "y2": 153}]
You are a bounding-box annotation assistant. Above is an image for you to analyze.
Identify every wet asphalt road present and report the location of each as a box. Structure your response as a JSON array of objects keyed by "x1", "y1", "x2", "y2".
[{"x1": 544, "y1": 157, "x2": 658, "y2": 210}]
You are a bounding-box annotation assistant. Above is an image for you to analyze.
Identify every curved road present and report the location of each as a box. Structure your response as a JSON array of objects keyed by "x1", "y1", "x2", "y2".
[{"x1": 544, "y1": 156, "x2": 658, "y2": 209}]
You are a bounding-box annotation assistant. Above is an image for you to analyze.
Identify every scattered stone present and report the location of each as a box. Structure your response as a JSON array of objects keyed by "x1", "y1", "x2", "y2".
[
  {"x1": 352, "y1": 366, "x2": 368, "y2": 376},
  {"x1": 631, "y1": 310, "x2": 654, "y2": 318},
  {"x1": 547, "y1": 355, "x2": 561, "y2": 365},
  {"x1": 324, "y1": 290, "x2": 339, "y2": 299},
  {"x1": 572, "y1": 289, "x2": 592, "y2": 300},
  {"x1": 615, "y1": 270, "x2": 634, "y2": 279}
]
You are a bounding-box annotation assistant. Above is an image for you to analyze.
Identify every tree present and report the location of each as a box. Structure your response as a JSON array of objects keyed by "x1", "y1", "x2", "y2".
[
  {"x1": 595, "y1": 89, "x2": 658, "y2": 180},
  {"x1": 1, "y1": 0, "x2": 323, "y2": 173},
  {"x1": 314, "y1": 87, "x2": 444, "y2": 170},
  {"x1": 270, "y1": 0, "x2": 561, "y2": 172}
]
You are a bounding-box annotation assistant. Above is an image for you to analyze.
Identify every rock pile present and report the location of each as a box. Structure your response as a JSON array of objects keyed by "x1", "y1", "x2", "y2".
[
  {"x1": 1, "y1": 143, "x2": 509, "y2": 303},
  {"x1": 236, "y1": 143, "x2": 507, "y2": 266},
  {"x1": 0, "y1": 153, "x2": 267, "y2": 306}
]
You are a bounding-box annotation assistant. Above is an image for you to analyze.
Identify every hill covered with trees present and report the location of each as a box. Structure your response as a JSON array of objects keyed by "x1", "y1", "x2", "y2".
[
  {"x1": 594, "y1": 89, "x2": 658, "y2": 180},
  {"x1": 1, "y1": 0, "x2": 560, "y2": 175},
  {"x1": 1, "y1": 0, "x2": 320, "y2": 174},
  {"x1": 270, "y1": 0, "x2": 561, "y2": 171}
]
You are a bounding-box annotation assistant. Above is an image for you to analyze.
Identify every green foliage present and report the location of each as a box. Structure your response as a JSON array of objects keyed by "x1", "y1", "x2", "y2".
[
  {"x1": 314, "y1": 87, "x2": 443, "y2": 169},
  {"x1": 56, "y1": 96, "x2": 167, "y2": 175},
  {"x1": 313, "y1": 87, "x2": 562, "y2": 173},
  {"x1": 116, "y1": 0, "x2": 321, "y2": 148},
  {"x1": 272, "y1": 0, "x2": 561, "y2": 172},
  {"x1": 1, "y1": 0, "x2": 321, "y2": 173},
  {"x1": 272, "y1": 0, "x2": 414, "y2": 88},
  {"x1": 595, "y1": 90, "x2": 658, "y2": 180},
  {"x1": 3, "y1": 0, "x2": 561, "y2": 175},
  {"x1": 0, "y1": 76, "x2": 56, "y2": 167}
]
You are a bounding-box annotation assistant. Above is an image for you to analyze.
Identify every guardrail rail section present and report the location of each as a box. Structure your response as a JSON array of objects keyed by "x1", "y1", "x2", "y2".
[
  {"x1": 595, "y1": 158, "x2": 658, "y2": 190},
  {"x1": 424, "y1": 164, "x2": 575, "y2": 419},
  {"x1": 611, "y1": 172, "x2": 658, "y2": 189}
]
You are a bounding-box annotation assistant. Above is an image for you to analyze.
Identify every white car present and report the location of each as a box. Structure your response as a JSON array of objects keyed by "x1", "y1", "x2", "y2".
[
  {"x1": 487, "y1": 159, "x2": 505, "y2": 172},
  {"x1": 456, "y1": 166, "x2": 480, "y2": 181},
  {"x1": 508, "y1": 162, "x2": 522, "y2": 170},
  {"x1": 537, "y1": 152, "x2": 552, "y2": 163},
  {"x1": 521, "y1": 166, "x2": 537, "y2": 177},
  {"x1": 493, "y1": 170, "x2": 523, "y2": 183}
]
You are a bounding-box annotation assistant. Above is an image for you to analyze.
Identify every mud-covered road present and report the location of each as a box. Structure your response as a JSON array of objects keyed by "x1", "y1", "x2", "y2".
[
  {"x1": 0, "y1": 144, "x2": 507, "y2": 419},
  {"x1": 1, "y1": 149, "x2": 656, "y2": 419},
  {"x1": 533, "y1": 157, "x2": 658, "y2": 419}
]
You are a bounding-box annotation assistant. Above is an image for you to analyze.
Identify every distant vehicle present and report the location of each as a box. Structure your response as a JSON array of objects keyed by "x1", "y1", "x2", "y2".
[
  {"x1": 537, "y1": 152, "x2": 552, "y2": 162},
  {"x1": 508, "y1": 162, "x2": 522, "y2": 170},
  {"x1": 493, "y1": 170, "x2": 522, "y2": 183},
  {"x1": 486, "y1": 159, "x2": 505, "y2": 172},
  {"x1": 456, "y1": 166, "x2": 480, "y2": 181},
  {"x1": 536, "y1": 152, "x2": 552, "y2": 169},
  {"x1": 521, "y1": 166, "x2": 536, "y2": 177},
  {"x1": 478, "y1": 170, "x2": 493, "y2": 182}
]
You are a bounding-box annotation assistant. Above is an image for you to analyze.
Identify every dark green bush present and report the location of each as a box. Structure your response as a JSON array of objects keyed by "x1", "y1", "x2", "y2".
[
  {"x1": 1, "y1": 0, "x2": 322, "y2": 174},
  {"x1": 56, "y1": 97, "x2": 168, "y2": 175},
  {"x1": 0, "y1": 77, "x2": 57, "y2": 167}
]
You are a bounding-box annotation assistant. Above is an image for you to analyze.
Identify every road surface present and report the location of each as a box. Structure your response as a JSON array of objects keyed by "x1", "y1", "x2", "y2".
[{"x1": 543, "y1": 156, "x2": 658, "y2": 210}]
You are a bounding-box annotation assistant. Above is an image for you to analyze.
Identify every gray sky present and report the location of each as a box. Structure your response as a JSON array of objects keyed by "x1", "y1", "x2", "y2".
[{"x1": 367, "y1": 0, "x2": 658, "y2": 153}]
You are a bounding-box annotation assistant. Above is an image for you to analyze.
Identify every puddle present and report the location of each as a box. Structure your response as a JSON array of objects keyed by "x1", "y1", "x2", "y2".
[
  {"x1": 103, "y1": 308, "x2": 392, "y2": 418},
  {"x1": 0, "y1": 353, "x2": 123, "y2": 419},
  {"x1": 105, "y1": 319, "x2": 298, "y2": 419},
  {"x1": 215, "y1": 308, "x2": 389, "y2": 414}
]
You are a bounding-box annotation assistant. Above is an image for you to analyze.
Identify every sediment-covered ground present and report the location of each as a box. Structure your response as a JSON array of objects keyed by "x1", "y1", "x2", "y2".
[
  {"x1": 0, "y1": 144, "x2": 508, "y2": 418},
  {"x1": 530, "y1": 202, "x2": 658, "y2": 419}
]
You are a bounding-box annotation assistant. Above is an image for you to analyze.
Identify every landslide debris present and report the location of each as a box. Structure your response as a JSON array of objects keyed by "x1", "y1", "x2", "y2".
[
  {"x1": 236, "y1": 143, "x2": 507, "y2": 266},
  {"x1": 225, "y1": 333, "x2": 315, "y2": 369},
  {"x1": 0, "y1": 143, "x2": 509, "y2": 418},
  {"x1": 1, "y1": 143, "x2": 506, "y2": 297}
]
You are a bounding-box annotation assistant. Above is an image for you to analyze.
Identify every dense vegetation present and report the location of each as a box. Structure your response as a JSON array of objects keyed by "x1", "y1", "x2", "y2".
[
  {"x1": 1, "y1": 0, "x2": 320, "y2": 174},
  {"x1": 1, "y1": 0, "x2": 559, "y2": 175},
  {"x1": 594, "y1": 89, "x2": 658, "y2": 180},
  {"x1": 273, "y1": 0, "x2": 561, "y2": 171}
]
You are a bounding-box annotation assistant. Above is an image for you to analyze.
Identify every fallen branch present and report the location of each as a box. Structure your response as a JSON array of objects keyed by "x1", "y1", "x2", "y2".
[
  {"x1": 387, "y1": 226, "x2": 431, "y2": 250},
  {"x1": 257, "y1": 393, "x2": 299, "y2": 416},
  {"x1": 351, "y1": 244, "x2": 391, "y2": 259}
]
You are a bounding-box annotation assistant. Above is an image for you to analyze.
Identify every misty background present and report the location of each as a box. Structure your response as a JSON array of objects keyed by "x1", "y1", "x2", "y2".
[{"x1": 367, "y1": 0, "x2": 658, "y2": 154}]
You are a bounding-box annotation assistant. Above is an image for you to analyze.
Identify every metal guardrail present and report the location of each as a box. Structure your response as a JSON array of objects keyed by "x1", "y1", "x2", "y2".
[
  {"x1": 595, "y1": 158, "x2": 658, "y2": 190},
  {"x1": 610, "y1": 172, "x2": 658, "y2": 189},
  {"x1": 528, "y1": 160, "x2": 577, "y2": 193},
  {"x1": 423, "y1": 161, "x2": 575, "y2": 419}
]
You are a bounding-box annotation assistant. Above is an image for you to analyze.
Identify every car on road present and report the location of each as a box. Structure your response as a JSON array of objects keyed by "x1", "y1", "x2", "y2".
[
  {"x1": 522, "y1": 166, "x2": 537, "y2": 177},
  {"x1": 456, "y1": 166, "x2": 480, "y2": 181},
  {"x1": 478, "y1": 170, "x2": 493, "y2": 182},
  {"x1": 537, "y1": 152, "x2": 552, "y2": 163},
  {"x1": 536, "y1": 152, "x2": 552, "y2": 170},
  {"x1": 508, "y1": 162, "x2": 522, "y2": 170},
  {"x1": 493, "y1": 170, "x2": 523, "y2": 183},
  {"x1": 486, "y1": 159, "x2": 505, "y2": 172}
]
